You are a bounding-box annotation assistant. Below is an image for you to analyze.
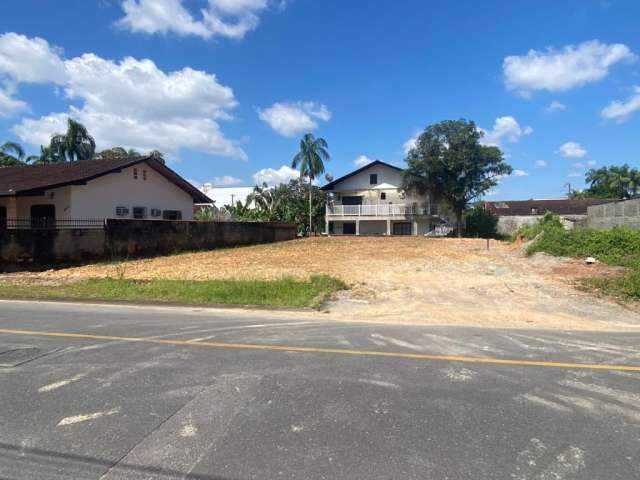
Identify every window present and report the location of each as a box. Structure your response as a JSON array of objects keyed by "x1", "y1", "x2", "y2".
[
  {"x1": 132, "y1": 206, "x2": 147, "y2": 219},
  {"x1": 531, "y1": 207, "x2": 539, "y2": 215},
  {"x1": 150, "y1": 208, "x2": 162, "y2": 217},
  {"x1": 162, "y1": 210, "x2": 182, "y2": 220},
  {"x1": 133, "y1": 168, "x2": 138, "y2": 180},
  {"x1": 369, "y1": 173, "x2": 378, "y2": 185},
  {"x1": 393, "y1": 222, "x2": 412, "y2": 235},
  {"x1": 143, "y1": 169, "x2": 147, "y2": 181},
  {"x1": 115, "y1": 206, "x2": 129, "y2": 217},
  {"x1": 380, "y1": 192, "x2": 386, "y2": 200}
]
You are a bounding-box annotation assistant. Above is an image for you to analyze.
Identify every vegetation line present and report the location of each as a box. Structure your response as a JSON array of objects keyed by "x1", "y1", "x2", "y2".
[{"x1": 0, "y1": 276, "x2": 347, "y2": 308}]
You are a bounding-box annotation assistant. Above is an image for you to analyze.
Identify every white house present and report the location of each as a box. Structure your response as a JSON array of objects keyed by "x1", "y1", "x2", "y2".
[
  {"x1": 321, "y1": 160, "x2": 442, "y2": 235},
  {"x1": 0, "y1": 156, "x2": 211, "y2": 226}
]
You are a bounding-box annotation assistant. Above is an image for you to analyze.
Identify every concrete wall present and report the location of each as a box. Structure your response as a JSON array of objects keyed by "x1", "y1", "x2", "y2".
[
  {"x1": 0, "y1": 220, "x2": 297, "y2": 266},
  {"x1": 497, "y1": 215, "x2": 585, "y2": 236},
  {"x1": 328, "y1": 219, "x2": 432, "y2": 235},
  {"x1": 0, "y1": 187, "x2": 73, "y2": 219},
  {"x1": 587, "y1": 198, "x2": 640, "y2": 230}
]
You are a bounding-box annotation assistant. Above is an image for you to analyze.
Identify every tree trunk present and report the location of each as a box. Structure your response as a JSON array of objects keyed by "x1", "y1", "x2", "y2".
[
  {"x1": 456, "y1": 210, "x2": 463, "y2": 238},
  {"x1": 309, "y1": 177, "x2": 313, "y2": 237}
]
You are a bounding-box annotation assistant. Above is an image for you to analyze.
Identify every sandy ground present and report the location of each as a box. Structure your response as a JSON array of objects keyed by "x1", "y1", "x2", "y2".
[{"x1": 4, "y1": 237, "x2": 640, "y2": 331}]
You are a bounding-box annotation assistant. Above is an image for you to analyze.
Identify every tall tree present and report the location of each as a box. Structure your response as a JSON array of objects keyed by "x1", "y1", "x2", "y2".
[
  {"x1": 47, "y1": 118, "x2": 96, "y2": 162},
  {"x1": 291, "y1": 133, "x2": 330, "y2": 235},
  {"x1": 402, "y1": 119, "x2": 512, "y2": 237}
]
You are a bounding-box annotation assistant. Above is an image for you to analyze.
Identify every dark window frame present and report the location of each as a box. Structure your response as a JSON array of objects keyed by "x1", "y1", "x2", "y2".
[
  {"x1": 369, "y1": 173, "x2": 378, "y2": 185},
  {"x1": 132, "y1": 206, "x2": 147, "y2": 219},
  {"x1": 380, "y1": 192, "x2": 386, "y2": 200},
  {"x1": 162, "y1": 210, "x2": 182, "y2": 220},
  {"x1": 133, "y1": 168, "x2": 138, "y2": 180}
]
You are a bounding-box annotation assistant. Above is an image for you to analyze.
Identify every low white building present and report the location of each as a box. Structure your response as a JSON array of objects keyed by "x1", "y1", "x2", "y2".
[
  {"x1": 0, "y1": 156, "x2": 211, "y2": 226},
  {"x1": 321, "y1": 160, "x2": 442, "y2": 235}
]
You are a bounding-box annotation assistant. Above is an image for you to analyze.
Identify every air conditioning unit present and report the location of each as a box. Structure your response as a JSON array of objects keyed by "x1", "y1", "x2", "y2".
[
  {"x1": 115, "y1": 206, "x2": 129, "y2": 217},
  {"x1": 150, "y1": 208, "x2": 162, "y2": 217}
]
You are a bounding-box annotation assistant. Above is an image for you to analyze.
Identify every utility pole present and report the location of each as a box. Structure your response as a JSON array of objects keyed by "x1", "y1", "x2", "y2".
[{"x1": 564, "y1": 183, "x2": 572, "y2": 197}]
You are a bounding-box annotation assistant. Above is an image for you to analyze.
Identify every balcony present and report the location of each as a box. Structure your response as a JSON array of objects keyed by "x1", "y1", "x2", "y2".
[{"x1": 326, "y1": 203, "x2": 428, "y2": 217}]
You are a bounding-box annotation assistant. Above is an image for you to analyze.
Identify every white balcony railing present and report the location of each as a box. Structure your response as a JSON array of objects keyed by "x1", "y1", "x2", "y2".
[{"x1": 326, "y1": 204, "x2": 421, "y2": 217}]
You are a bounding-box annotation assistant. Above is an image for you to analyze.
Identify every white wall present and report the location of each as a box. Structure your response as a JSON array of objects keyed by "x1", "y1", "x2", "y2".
[
  {"x1": 70, "y1": 163, "x2": 195, "y2": 220},
  {"x1": 3, "y1": 187, "x2": 72, "y2": 219},
  {"x1": 328, "y1": 163, "x2": 429, "y2": 208}
]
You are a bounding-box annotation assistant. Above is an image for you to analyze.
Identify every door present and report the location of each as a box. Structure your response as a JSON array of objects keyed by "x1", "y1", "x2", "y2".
[
  {"x1": 30, "y1": 204, "x2": 56, "y2": 229},
  {"x1": 341, "y1": 196, "x2": 362, "y2": 206},
  {"x1": 0, "y1": 206, "x2": 6, "y2": 229},
  {"x1": 392, "y1": 222, "x2": 412, "y2": 236},
  {"x1": 342, "y1": 222, "x2": 356, "y2": 235}
]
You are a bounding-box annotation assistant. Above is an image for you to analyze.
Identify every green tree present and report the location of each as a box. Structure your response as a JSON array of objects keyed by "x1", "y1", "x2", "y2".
[
  {"x1": 46, "y1": 118, "x2": 96, "y2": 162},
  {"x1": 272, "y1": 179, "x2": 327, "y2": 235},
  {"x1": 580, "y1": 164, "x2": 640, "y2": 199},
  {"x1": 248, "y1": 183, "x2": 286, "y2": 221},
  {"x1": 402, "y1": 119, "x2": 512, "y2": 237},
  {"x1": 95, "y1": 147, "x2": 141, "y2": 159},
  {"x1": 465, "y1": 204, "x2": 499, "y2": 238},
  {"x1": 291, "y1": 133, "x2": 330, "y2": 235}
]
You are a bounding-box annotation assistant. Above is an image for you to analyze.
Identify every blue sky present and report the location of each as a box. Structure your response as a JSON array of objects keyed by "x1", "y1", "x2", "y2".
[{"x1": 0, "y1": 0, "x2": 639, "y2": 199}]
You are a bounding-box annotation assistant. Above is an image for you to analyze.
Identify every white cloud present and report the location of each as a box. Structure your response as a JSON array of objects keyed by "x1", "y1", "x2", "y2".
[
  {"x1": 558, "y1": 142, "x2": 587, "y2": 159},
  {"x1": 117, "y1": 0, "x2": 271, "y2": 40},
  {"x1": 258, "y1": 101, "x2": 331, "y2": 137},
  {"x1": 503, "y1": 40, "x2": 635, "y2": 96},
  {"x1": 252, "y1": 165, "x2": 300, "y2": 186},
  {"x1": 601, "y1": 85, "x2": 640, "y2": 122},
  {"x1": 403, "y1": 132, "x2": 419, "y2": 155},
  {"x1": 534, "y1": 160, "x2": 548, "y2": 168},
  {"x1": 354, "y1": 155, "x2": 374, "y2": 168},
  {"x1": 210, "y1": 175, "x2": 244, "y2": 186},
  {"x1": 479, "y1": 116, "x2": 532, "y2": 147},
  {"x1": 484, "y1": 189, "x2": 501, "y2": 197},
  {"x1": 512, "y1": 169, "x2": 529, "y2": 177},
  {"x1": 545, "y1": 100, "x2": 567, "y2": 113},
  {"x1": 0, "y1": 33, "x2": 67, "y2": 84},
  {"x1": 568, "y1": 172, "x2": 584, "y2": 178},
  {"x1": 3, "y1": 33, "x2": 246, "y2": 160},
  {"x1": 573, "y1": 162, "x2": 585, "y2": 168},
  {"x1": 587, "y1": 160, "x2": 597, "y2": 167},
  {"x1": 0, "y1": 88, "x2": 27, "y2": 116}
]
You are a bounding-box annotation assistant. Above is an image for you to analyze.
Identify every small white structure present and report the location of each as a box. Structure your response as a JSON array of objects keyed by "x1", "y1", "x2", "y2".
[
  {"x1": 321, "y1": 160, "x2": 442, "y2": 235},
  {"x1": 200, "y1": 186, "x2": 255, "y2": 209},
  {"x1": 0, "y1": 156, "x2": 211, "y2": 226}
]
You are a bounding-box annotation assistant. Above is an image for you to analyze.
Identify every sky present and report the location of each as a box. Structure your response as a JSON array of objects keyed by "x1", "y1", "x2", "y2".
[{"x1": 0, "y1": 0, "x2": 639, "y2": 200}]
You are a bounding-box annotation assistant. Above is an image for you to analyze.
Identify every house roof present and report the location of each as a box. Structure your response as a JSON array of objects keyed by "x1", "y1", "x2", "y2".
[
  {"x1": 321, "y1": 160, "x2": 403, "y2": 191},
  {"x1": 0, "y1": 156, "x2": 211, "y2": 203},
  {"x1": 483, "y1": 198, "x2": 611, "y2": 217}
]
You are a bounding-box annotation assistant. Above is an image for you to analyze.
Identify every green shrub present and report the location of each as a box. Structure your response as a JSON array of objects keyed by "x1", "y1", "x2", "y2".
[
  {"x1": 516, "y1": 212, "x2": 564, "y2": 241},
  {"x1": 465, "y1": 205, "x2": 499, "y2": 238}
]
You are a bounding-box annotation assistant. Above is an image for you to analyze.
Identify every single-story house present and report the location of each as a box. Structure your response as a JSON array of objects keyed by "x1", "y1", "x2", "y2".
[
  {"x1": 321, "y1": 160, "x2": 444, "y2": 235},
  {"x1": 483, "y1": 198, "x2": 611, "y2": 235},
  {"x1": 0, "y1": 156, "x2": 211, "y2": 227}
]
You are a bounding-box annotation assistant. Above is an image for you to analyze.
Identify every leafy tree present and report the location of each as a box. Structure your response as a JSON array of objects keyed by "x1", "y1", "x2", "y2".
[
  {"x1": 95, "y1": 147, "x2": 141, "y2": 159},
  {"x1": 45, "y1": 118, "x2": 96, "y2": 162},
  {"x1": 194, "y1": 206, "x2": 215, "y2": 222},
  {"x1": 223, "y1": 199, "x2": 255, "y2": 220},
  {"x1": 0, "y1": 141, "x2": 41, "y2": 167},
  {"x1": 402, "y1": 119, "x2": 512, "y2": 237},
  {"x1": 291, "y1": 133, "x2": 330, "y2": 235},
  {"x1": 575, "y1": 165, "x2": 640, "y2": 199},
  {"x1": 272, "y1": 179, "x2": 327, "y2": 235},
  {"x1": 248, "y1": 183, "x2": 286, "y2": 221}
]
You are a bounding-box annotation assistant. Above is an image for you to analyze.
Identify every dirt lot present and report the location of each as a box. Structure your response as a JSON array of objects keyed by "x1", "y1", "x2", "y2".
[{"x1": 6, "y1": 237, "x2": 640, "y2": 331}]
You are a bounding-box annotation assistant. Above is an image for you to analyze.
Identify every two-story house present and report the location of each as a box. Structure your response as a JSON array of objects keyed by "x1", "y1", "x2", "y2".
[{"x1": 321, "y1": 160, "x2": 441, "y2": 235}]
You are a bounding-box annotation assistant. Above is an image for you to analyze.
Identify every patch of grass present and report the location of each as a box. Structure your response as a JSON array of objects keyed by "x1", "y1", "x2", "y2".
[
  {"x1": 581, "y1": 270, "x2": 640, "y2": 301},
  {"x1": 0, "y1": 276, "x2": 347, "y2": 308},
  {"x1": 517, "y1": 213, "x2": 640, "y2": 300}
]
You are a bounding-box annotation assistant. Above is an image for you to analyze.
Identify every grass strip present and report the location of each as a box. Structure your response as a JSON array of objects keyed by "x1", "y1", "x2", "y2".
[{"x1": 0, "y1": 275, "x2": 347, "y2": 308}]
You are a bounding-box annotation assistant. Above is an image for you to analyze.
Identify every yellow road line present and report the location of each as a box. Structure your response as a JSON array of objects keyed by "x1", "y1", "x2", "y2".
[{"x1": 0, "y1": 327, "x2": 639, "y2": 372}]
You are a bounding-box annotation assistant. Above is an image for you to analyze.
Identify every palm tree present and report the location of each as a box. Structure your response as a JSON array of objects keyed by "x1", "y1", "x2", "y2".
[
  {"x1": 291, "y1": 133, "x2": 330, "y2": 235},
  {"x1": 47, "y1": 118, "x2": 96, "y2": 162},
  {"x1": 0, "y1": 141, "x2": 40, "y2": 167}
]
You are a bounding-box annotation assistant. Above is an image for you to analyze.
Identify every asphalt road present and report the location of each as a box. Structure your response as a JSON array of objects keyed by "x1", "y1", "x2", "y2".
[{"x1": 1, "y1": 301, "x2": 640, "y2": 479}]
